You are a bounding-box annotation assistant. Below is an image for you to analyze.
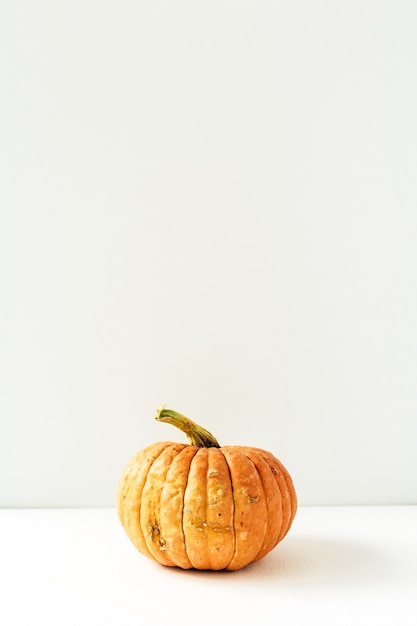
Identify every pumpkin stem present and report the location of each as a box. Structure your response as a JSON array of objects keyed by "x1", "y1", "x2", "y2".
[{"x1": 155, "y1": 406, "x2": 221, "y2": 448}]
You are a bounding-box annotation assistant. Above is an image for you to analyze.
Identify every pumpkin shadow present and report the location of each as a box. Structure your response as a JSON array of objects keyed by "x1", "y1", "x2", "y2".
[
  {"x1": 235, "y1": 534, "x2": 395, "y2": 586},
  {"x1": 172, "y1": 534, "x2": 393, "y2": 587}
]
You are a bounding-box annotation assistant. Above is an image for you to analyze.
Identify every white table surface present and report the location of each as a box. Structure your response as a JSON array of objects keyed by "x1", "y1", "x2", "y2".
[{"x1": 1, "y1": 506, "x2": 416, "y2": 625}]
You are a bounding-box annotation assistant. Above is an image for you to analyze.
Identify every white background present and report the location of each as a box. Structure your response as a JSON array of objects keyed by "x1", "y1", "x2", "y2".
[
  {"x1": 1, "y1": 0, "x2": 416, "y2": 508},
  {"x1": 2, "y1": 507, "x2": 417, "y2": 626}
]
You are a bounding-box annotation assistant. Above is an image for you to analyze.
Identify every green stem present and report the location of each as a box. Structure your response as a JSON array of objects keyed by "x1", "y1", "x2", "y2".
[{"x1": 155, "y1": 406, "x2": 221, "y2": 448}]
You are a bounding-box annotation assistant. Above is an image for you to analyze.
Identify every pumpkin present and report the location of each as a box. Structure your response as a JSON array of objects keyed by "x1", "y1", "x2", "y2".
[{"x1": 117, "y1": 406, "x2": 297, "y2": 571}]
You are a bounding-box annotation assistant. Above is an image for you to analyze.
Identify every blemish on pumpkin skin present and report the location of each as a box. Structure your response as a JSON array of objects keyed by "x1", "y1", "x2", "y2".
[
  {"x1": 149, "y1": 524, "x2": 160, "y2": 538},
  {"x1": 247, "y1": 496, "x2": 259, "y2": 504},
  {"x1": 158, "y1": 537, "x2": 167, "y2": 551}
]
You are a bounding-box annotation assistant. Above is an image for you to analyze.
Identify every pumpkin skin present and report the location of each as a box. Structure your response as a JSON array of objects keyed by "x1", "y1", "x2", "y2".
[{"x1": 117, "y1": 408, "x2": 297, "y2": 571}]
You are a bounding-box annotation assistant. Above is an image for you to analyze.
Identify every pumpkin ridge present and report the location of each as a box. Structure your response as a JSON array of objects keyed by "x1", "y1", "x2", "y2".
[
  {"x1": 269, "y1": 463, "x2": 290, "y2": 546},
  {"x1": 241, "y1": 449, "x2": 281, "y2": 562},
  {"x1": 265, "y1": 455, "x2": 294, "y2": 545},
  {"x1": 204, "y1": 447, "x2": 235, "y2": 569},
  {"x1": 268, "y1": 457, "x2": 286, "y2": 548},
  {"x1": 177, "y1": 446, "x2": 197, "y2": 568},
  {"x1": 179, "y1": 449, "x2": 191, "y2": 566},
  {"x1": 220, "y1": 447, "x2": 267, "y2": 570},
  {"x1": 241, "y1": 450, "x2": 269, "y2": 562},
  {"x1": 140, "y1": 443, "x2": 188, "y2": 565},
  {"x1": 218, "y1": 447, "x2": 236, "y2": 570},
  {"x1": 182, "y1": 448, "x2": 210, "y2": 568},
  {"x1": 274, "y1": 458, "x2": 297, "y2": 541},
  {"x1": 253, "y1": 449, "x2": 296, "y2": 546},
  {"x1": 159, "y1": 444, "x2": 199, "y2": 568},
  {"x1": 119, "y1": 441, "x2": 172, "y2": 558}
]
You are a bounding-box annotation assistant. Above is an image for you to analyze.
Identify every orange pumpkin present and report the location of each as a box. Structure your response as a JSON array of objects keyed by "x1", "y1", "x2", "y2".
[{"x1": 117, "y1": 406, "x2": 297, "y2": 571}]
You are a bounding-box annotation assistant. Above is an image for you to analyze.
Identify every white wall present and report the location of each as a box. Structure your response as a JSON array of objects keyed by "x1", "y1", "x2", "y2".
[{"x1": 1, "y1": 1, "x2": 416, "y2": 507}]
